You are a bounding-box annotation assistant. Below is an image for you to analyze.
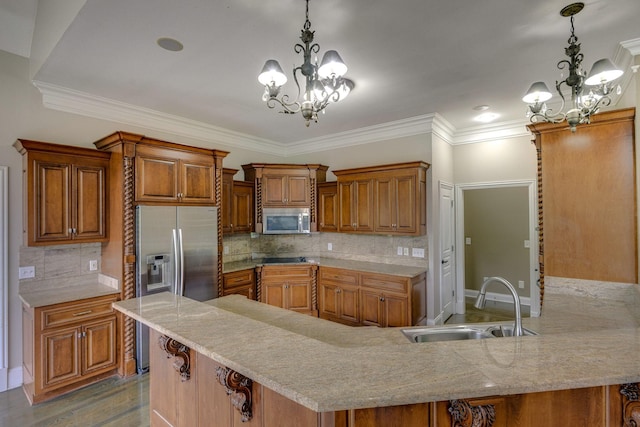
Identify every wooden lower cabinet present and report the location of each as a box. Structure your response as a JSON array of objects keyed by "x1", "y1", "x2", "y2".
[
  {"x1": 318, "y1": 267, "x2": 426, "y2": 327},
  {"x1": 222, "y1": 268, "x2": 256, "y2": 300},
  {"x1": 22, "y1": 294, "x2": 118, "y2": 404},
  {"x1": 259, "y1": 265, "x2": 317, "y2": 316},
  {"x1": 149, "y1": 328, "x2": 634, "y2": 427}
]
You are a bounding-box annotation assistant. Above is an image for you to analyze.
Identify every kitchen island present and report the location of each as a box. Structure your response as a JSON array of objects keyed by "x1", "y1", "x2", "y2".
[{"x1": 113, "y1": 282, "x2": 640, "y2": 426}]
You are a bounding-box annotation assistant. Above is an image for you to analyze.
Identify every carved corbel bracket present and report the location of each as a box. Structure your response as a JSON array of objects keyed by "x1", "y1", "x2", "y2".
[
  {"x1": 621, "y1": 383, "x2": 640, "y2": 427},
  {"x1": 449, "y1": 399, "x2": 496, "y2": 427},
  {"x1": 216, "y1": 366, "x2": 253, "y2": 422},
  {"x1": 158, "y1": 335, "x2": 191, "y2": 381}
]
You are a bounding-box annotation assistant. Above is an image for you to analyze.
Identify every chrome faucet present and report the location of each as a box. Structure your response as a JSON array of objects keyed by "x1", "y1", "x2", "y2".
[{"x1": 474, "y1": 276, "x2": 523, "y2": 337}]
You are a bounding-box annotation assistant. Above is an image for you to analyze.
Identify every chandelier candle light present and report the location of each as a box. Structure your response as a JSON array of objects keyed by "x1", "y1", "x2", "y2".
[
  {"x1": 522, "y1": 2, "x2": 623, "y2": 132},
  {"x1": 258, "y1": 0, "x2": 354, "y2": 127}
]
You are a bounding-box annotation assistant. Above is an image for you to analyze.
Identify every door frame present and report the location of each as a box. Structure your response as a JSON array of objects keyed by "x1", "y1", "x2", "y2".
[
  {"x1": 454, "y1": 180, "x2": 540, "y2": 317},
  {"x1": 438, "y1": 181, "x2": 455, "y2": 323},
  {"x1": 0, "y1": 167, "x2": 7, "y2": 390}
]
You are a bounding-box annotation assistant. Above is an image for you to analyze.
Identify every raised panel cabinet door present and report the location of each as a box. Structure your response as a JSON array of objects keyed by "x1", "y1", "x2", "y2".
[
  {"x1": 355, "y1": 179, "x2": 374, "y2": 232},
  {"x1": 286, "y1": 175, "x2": 310, "y2": 206},
  {"x1": 34, "y1": 160, "x2": 72, "y2": 242},
  {"x1": 262, "y1": 174, "x2": 287, "y2": 206},
  {"x1": 232, "y1": 182, "x2": 254, "y2": 233},
  {"x1": 394, "y1": 174, "x2": 417, "y2": 234},
  {"x1": 180, "y1": 160, "x2": 215, "y2": 203},
  {"x1": 359, "y1": 289, "x2": 384, "y2": 327},
  {"x1": 42, "y1": 326, "x2": 81, "y2": 389},
  {"x1": 82, "y1": 317, "x2": 116, "y2": 375},
  {"x1": 318, "y1": 183, "x2": 338, "y2": 232},
  {"x1": 74, "y1": 164, "x2": 107, "y2": 240},
  {"x1": 286, "y1": 281, "x2": 312, "y2": 312},
  {"x1": 338, "y1": 181, "x2": 355, "y2": 231},
  {"x1": 318, "y1": 282, "x2": 340, "y2": 319},
  {"x1": 222, "y1": 172, "x2": 233, "y2": 233},
  {"x1": 374, "y1": 176, "x2": 394, "y2": 233},
  {"x1": 339, "y1": 285, "x2": 360, "y2": 324},
  {"x1": 383, "y1": 294, "x2": 409, "y2": 327},
  {"x1": 262, "y1": 281, "x2": 286, "y2": 309},
  {"x1": 135, "y1": 154, "x2": 179, "y2": 202}
]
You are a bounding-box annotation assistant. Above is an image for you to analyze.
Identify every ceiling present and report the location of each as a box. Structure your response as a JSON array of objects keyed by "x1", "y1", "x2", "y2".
[{"x1": 2, "y1": 0, "x2": 640, "y2": 147}]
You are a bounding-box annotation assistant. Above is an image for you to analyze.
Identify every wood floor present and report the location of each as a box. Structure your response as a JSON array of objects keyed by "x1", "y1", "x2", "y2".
[
  {"x1": 0, "y1": 300, "x2": 521, "y2": 426},
  {"x1": 0, "y1": 374, "x2": 149, "y2": 427}
]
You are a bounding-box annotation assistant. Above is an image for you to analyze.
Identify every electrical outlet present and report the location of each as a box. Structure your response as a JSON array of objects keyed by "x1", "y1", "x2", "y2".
[
  {"x1": 223, "y1": 245, "x2": 230, "y2": 255},
  {"x1": 518, "y1": 280, "x2": 525, "y2": 289},
  {"x1": 397, "y1": 246, "x2": 403, "y2": 255},
  {"x1": 89, "y1": 260, "x2": 98, "y2": 271},
  {"x1": 403, "y1": 247, "x2": 409, "y2": 256},
  {"x1": 412, "y1": 248, "x2": 425, "y2": 258},
  {"x1": 19, "y1": 266, "x2": 35, "y2": 279},
  {"x1": 328, "y1": 243, "x2": 332, "y2": 251},
  {"x1": 524, "y1": 240, "x2": 530, "y2": 248}
]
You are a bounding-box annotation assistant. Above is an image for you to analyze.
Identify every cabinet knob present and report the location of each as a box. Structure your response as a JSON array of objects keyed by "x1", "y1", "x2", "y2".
[
  {"x1": 380, "y1": 296, "x2": 385, "y2": 302},
  {"x1": 336, "y1": 288, "x2": 341, "y2": 293}
]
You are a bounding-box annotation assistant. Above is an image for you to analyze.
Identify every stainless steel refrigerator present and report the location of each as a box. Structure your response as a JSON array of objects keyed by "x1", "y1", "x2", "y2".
[{"x1": 135, "y1": 205, "x2": 218, "y2": 373}]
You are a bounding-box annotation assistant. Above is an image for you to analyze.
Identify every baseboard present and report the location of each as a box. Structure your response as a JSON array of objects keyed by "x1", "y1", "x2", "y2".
[
  {"x1": 464, "y1": 289, "x2": 531, "y2": 306},
  {"x1": 0, "y1": 367, "x2": 22, "y2": 392}
]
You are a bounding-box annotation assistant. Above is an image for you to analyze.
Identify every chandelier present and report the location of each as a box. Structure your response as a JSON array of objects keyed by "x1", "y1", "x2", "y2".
[
  {"x1": 522, "y1": 2, "x2": 623, "y2": 132},
  {"x1": 257, "y1": 0, "x2": 354, "y2": 127}
]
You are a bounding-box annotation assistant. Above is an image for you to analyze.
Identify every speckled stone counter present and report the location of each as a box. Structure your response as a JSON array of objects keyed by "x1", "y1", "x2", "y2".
[
  {"x1": 223, "y1": 257, "x2": 426, "y2": 277},
  {"x1": 20, "y1": 282, "x2": 120, "y2": 308},
  {"x1": 113, "y1": 283, "x2": 640, "y2": 412}
]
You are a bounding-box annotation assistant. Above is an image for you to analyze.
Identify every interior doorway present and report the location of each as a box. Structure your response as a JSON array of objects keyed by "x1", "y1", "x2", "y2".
[{"x1": 454, "y1": 181, "x2": 540, "y2": 317}]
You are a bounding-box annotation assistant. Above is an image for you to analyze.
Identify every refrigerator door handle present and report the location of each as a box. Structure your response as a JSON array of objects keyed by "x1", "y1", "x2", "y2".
[
  {"x1": 177, "y1": 228, "x2": 185, "y2": 296},
  {"x1": 172, "y1": 229, "x2": 184, "y2": 296}
]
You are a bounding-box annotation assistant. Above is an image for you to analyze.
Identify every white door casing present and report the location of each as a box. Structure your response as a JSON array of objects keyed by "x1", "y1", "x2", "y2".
[
  {"x1": 439, "y1": 181, "x2": 455, "y2": 322},
  {"x1": 0, "y1": 166, "x2": 8, "y2": 391}
]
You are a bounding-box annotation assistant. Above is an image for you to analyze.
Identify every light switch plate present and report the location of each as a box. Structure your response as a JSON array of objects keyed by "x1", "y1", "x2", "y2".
[
  {"x1": 403, "y1": 247, "x2": 409, "y2": 256},
  {"x1": 465, "y1": 237, "x2": 472, "y2": 245},
  {"x1": 328, "y1": 243, "x2": 332, "y2": 251},
  {"x1": 518, "y1": 280, "x2": 525, "y2": 289},
  {"x1": 397, "y1": 246, "x2": 403, "y2": 255},
  {"x1": 89, "y1": 260, "x2": 98, "y2": 271},
  {"x1": 412, "y1": 248, "x2": 425, "y2": 258}
]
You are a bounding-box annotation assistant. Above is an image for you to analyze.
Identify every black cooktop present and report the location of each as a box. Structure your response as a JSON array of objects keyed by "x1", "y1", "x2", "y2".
[{"x1": 261, "y1": 256, "x2": 307, "y2": 264}]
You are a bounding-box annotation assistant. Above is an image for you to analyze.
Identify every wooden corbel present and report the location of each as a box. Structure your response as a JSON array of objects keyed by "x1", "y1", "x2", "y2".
[
  {"x1": 216, "y1": 366, "x2": 253, "y2": 422},
  {"x1": 158, "y1": 335, "x2": 191, "y2": 381},
  {"x1": 620, "y1": 383, "x2": 640, "y2": 427},
  {"x1": 449, "y1": 399, "x2": 496, "y2": 427}
]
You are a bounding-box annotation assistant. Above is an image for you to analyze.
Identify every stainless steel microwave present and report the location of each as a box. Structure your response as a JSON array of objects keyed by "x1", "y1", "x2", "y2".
[{"x1": 263, "y1": 208, "x2": 311, "y2": 234}]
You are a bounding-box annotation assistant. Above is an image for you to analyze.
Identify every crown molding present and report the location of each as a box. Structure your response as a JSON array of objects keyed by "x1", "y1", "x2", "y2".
[
  {"x1": 620, "y1": 38, "x2": 640, "y2": 56},
  {"x1": 452, "y1": 119, "x2": 530, "y2": 145}
]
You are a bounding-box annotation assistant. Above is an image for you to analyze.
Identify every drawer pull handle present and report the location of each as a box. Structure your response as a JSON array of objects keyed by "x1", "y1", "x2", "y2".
[{"x1": 73, "y1": 310, "x2": 93, "y2": 317}]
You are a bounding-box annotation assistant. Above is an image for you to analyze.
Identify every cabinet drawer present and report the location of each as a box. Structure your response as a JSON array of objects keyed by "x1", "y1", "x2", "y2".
[
  {"x1": 261, "y1": 265, "x2": 313, "y2": 278},
  {"x1": 360, "y1": 273, "x2": 408, "y2": 293},
  {"x1": 223, "y1": 269, "x2": 255, "y2": 289},
  {"x1": 319, "y1": 267, "x2": 358, "y2": 285},
  {"x1": 40, "y1": 297, "x2": 117, "y2": 329}
]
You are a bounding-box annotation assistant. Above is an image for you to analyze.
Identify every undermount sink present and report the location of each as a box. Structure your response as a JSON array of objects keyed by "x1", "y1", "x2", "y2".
[{"x1": 401, "y1": 324, "x2": 538, "y2": 343}]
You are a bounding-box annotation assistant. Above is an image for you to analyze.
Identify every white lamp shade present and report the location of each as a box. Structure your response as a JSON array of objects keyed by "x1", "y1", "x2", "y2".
[
  {"x1": 522, "y1": 81, "x2": 553, "y2": 103},
  {"x1": 318, "y1": 50, "x2": 347, "y2": 79},
  {"x1": 258, "y1": 60, "x2": 287, "y2": 86},
  {"x1": 584, "y1": 58, "x2": 623, "y2": 86}
]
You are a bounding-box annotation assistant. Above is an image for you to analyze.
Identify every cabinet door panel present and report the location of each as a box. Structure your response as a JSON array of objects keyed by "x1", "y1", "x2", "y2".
[
  {"x1": 75, "y1": 165, "x2": 106, "y2": 240},
  {"x1": 359, "y1": 289, "x2": 383, "y2": 327},
  {"x1": 318, "y1": 183, "x2": 338, "y2": 232},
  {"x1": 355, "y1": 179, "x2": 374, "y2": 232},
  {"x1": 35, "y1": 161, "x2": 71, "y2": 241},
  {"x1": 42, "y1": 326, "x2": 81, "y2": 388},
  {"x1": 82, "y1": 317, "x2": 116, "y2": 374},
  {"x1": 222, "y1": 172, "x2": 233, "y2": 233},
  {"x1": 286, "y1": 175, "x2": 310, "y2": 206},
  {"x1": 340, "y1": 286, "x2": 360, "y2": 324},
  {"x1": 395, "y1": 175, "x2": 417, "y2": 234},
  {"x1": 287, "y1": 281, "x2": 312, "y2": 312},
  {"x1": 338, "y1": 181, "x2": 355, "y2": 231},
  {"x1": 233, "y1": 183, "x2": 253, "y2": 233},
  {"x1": 319, "y1": 283, "x2": 339, "y2": 318},
  {"x1": 375, "y1": 176, "x2": 394, "y2": 233},
  {"x1": 263, "y1": 175, "x2": 287, "y2": 205},
  {"x1": 263, "y1": 282, "x2": 285, "y2": 308},
  {"x1": 136, "y1": 155, "x2": 179, "y2": 201},
  {"x1": 384, "y1": 294, "x2": 409, "y2": 327},
  {"x1": 181, "y1": 161, "x2": 214, "y2": 203}
]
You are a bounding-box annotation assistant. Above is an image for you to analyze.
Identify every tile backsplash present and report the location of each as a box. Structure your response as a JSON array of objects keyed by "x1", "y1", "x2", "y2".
[
  {"x1": 19, "y1": 243, "x2": 102, "y2": 293},
  {"x1": 223, "y1": 233, "x2": 429, "y2": 268}
]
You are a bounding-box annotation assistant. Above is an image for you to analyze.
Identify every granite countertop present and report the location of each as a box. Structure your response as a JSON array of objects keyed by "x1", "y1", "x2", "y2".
[
  {"x1": 224, "y1": 257, "x2": 426, "y2": 277},
  {"x1": 113, "y1": 284, "x2": 640, "y2": 413},
  {"x1": 20, "y1": 283, "x2": 120, "y2": 308}
]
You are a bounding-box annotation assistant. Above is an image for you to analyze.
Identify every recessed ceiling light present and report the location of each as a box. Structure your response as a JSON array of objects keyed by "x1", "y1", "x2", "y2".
[
  {"x1": 473, "y1": 112, "x2": 500, "y2": 123},
  {"x1": 157, "y1": 37, "x2": 183, "y2": 52},
  {"x1": 473, "y1": 105, "x2": 490, "y2": 111}
]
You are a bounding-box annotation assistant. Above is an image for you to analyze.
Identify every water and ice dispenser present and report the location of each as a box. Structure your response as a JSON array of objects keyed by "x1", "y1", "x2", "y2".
[{"x1": 146, "y1": 254, "x2": 170, "y2": 291}]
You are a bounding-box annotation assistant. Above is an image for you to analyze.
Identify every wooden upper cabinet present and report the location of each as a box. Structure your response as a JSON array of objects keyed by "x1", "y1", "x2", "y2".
[
  {"x1": 261, "y1": 170, "x2": 310, "y2": 207},
  {"x1": 14, "y1": 139, "x2": 110, "y2": 246},
  {"x1": 334, "y1": 162, "x2": 429, "y2": 236},
  {"x1": 135, "y1": 144, "x2": 215, "y2": 204},
  {"x1": 338, "y1": 178, "x2": 374, "y2": 233},
  {"x1": 222, "y1": 169, "x2": 254, "y2": 235},
  {"x1": 318, "y1": 182, "x2": 339, "y2": 232}
]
